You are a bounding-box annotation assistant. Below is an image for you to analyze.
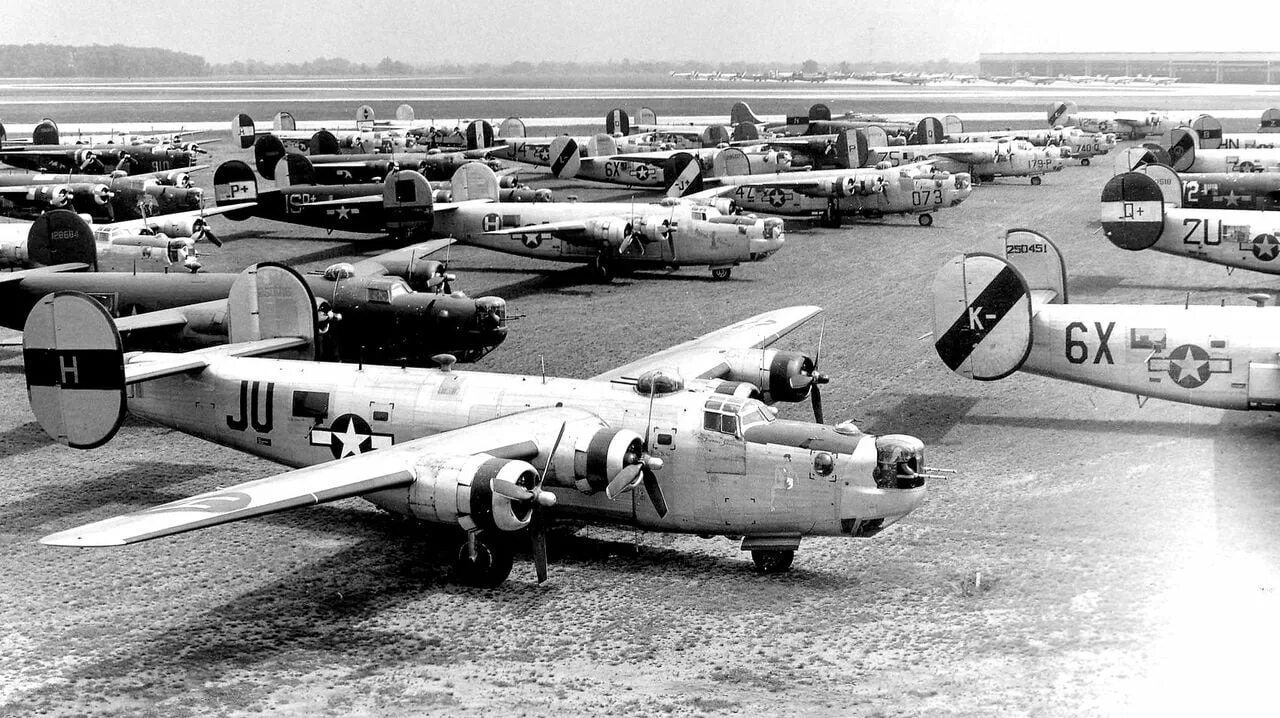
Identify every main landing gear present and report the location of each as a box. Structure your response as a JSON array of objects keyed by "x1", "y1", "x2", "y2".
[
  {"x1": 1030, "y1": 176, "x2": 1043, "y2": 186},
  {"x1": 711, "y1": 267, "x2": 733, "y2": 281},
  {"x1": 455, "y1": 531, "x2": 514, "y2": 587},
  {"x1": 818, "y1": 205, "x2": 842, "y2": 228},
  {"x1": 918, "y1": 213, "x2": 934, "y2": 227},
  {"x1": 1080, "y1": 158, "x2": 1091, "y2": 166},
  {"x1": 751, "y1": 549, "x2": 795, "y2": 573},
  {"x1": 590, "y1": 255, "x2": 615, "y2": 283}
]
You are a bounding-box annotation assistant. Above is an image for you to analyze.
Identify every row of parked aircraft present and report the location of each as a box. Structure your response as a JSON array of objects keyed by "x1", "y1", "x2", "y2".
[
  {"x1": 9, "y1": 92, "x2": 1272, "y2": 588},
  {"x1": 670, "y1": 70, "x2": 1180, "y2": 85}
]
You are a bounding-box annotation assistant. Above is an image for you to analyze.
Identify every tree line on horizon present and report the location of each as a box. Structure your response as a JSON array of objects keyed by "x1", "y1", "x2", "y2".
[{"x1": 0, "y1": 44, "x2": 974, "y2": 78}]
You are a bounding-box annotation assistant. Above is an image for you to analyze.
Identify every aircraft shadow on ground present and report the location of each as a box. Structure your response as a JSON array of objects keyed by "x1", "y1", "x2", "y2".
[
  {"x1": 960, "y1": 413, "x2": 1231, "y2": 438},
  {"x1": 1069, "y1": 273, "x2": 1276, "y2": 296},
  {"x1": 857, "y1": 393, "x2": 981, "y2": 445},
  {"x1": 1211, "y1": 414, "x2": 1280, "y2": 556},
  {"x1": 0, "y1": 421, "x2": 52, "y2": 460},
  {"x1": 1, "y1": 460, "x2": 224, "y2": 533},
  {"x1": 17, "y1": 512, "x2": 859, "y2": 707}
]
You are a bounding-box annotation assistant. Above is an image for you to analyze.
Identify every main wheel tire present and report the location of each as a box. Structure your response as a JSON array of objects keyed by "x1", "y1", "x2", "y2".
[
  {"x1": 751, "y1": 549, "x2": 795, "y2": 574},
  {"x1": 591, "y1": 257, "x2": 615, "y2": 283},
  {"x1": 455, "y1": 534, "x2": 514, "y2": 588},
  {"x1": 918, "y1": 213, "x2": 933, "y2": 227},
  {"x1": 1080, "y1": 158, "x2": 1091, "y2": 166},
  {"x1": 711, "y1": 267, "x2": 732, "y2": 280},
  {"x1": 1031, "y1": 175, "x2": 1043, "y2": 185}
]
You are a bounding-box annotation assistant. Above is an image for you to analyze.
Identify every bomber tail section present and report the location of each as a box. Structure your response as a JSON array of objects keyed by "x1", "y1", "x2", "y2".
[
  {"x1": 283, "y1": 153, "x2": 318, "y2": 187},
  {"x1": 227, "y1": 262, "x2": 319, "y2": 360},
  {"x1": 605, "y1": 108, "x2": 630, "y2": 136},
  {"x1": 450, "y1": 162, "x2": 500, "y2": 201},
  {"x1": 912, "y1": 117, "x2": 945, "y2": 145},
  {"x1": 382, "y1": 170, "x2": 435, "y2": 237},
  {"x1": 253, "y1": 134, "x2": 289, "y2": 179},
  {"x1": 664, "y1": 152, "x2": 702, "y2": 196},
  {"x1": 213, "y1": 160, "x2": 260, "y2": 220},
  {"x1": 233, "y1": 113, "x2": 256, "y2": 149},
  {"x1": 24, "y1": 291, "x2": 126, "y2": 448},
  {"x1": 27, "y1": 209, "x2": 98, "y2": 269},
  {"x1": 33, "y1": 118, "x2": 59, "y2": 145},
  {"x1": 1101, "y1": 172, "x2": 1166, "y2": 251},
  {"x1": 931, "y1": 251, "x2": 1034, "y2": 381},
  {"x1": 997, "y1": 229, "x2": 1068, "y2": 304},
  {"x1": 309, "y1": 129, "x2": 341, "y2": 156},
  {"x1": 547, "y1": 136, "x2": 582, "y2": 178},
  {"x1": 730, "y1": 101, "x2": 763, "y2": 125},
  {"x1": 274, "y1": 111, "x2": 297, "y2": 132},
  {"x1": 465, "y1": 120, "x2": 496, "y2": 151}
]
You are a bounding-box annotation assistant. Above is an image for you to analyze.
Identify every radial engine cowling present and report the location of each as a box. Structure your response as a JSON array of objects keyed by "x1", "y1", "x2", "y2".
[
  {"x1": 402, "y1": 258, "x2": 447, "y2": 291},
  {"x1": 570, "y1": 427, "x2": 646, "y2": 495},
  {"x1": 30, "y1": 184, "x2": 71, "y2": 207},
  {"x1": 718, "y1": 348, "x2": 816, "y2": 404},
  {"x1": 407, "y1": 455, "x2": 544, "y2": 532},
  {"x1": 816, "y1": 175, "x2": 856, "y2": 198},
  {"x1": 144, "y1": 214, "x2": 202, "y2": 238},
  {"x1": 583, "y1": 217, "x2": 633, "y2": 248}
]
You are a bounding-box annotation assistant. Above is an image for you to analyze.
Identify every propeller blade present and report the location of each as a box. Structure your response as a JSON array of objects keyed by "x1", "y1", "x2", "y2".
[
  {"x1": 200, "y1": 226, "x2": 223, "y2": 248},
  {"x1": 642, "y1": 470, "x2": 668, "y2": 518},
  {"x1": 530, "y1": 511, "x2": 548, "y2": 583},
  {"x1": 542, "y1": 422, "x2": 566, "y2": 480},
  {"x1": 605, "y1": 463, "x2": 643, "y2": 499},
  {"x1": 491, "y1": 477, "x2": 533, "y2": 502},
  {"x1": 811, "y1": 383, "x2": 825, "y2": 425}
]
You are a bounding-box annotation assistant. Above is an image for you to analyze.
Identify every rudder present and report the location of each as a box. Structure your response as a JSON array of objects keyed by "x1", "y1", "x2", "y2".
[
  {"x1": 24, "y1": 290, "x2": 126, "y2": 448},
  {"x1": 1101, "y1": 172, "x2": 1166, "y2": 250},
  {"x1": 228, "y1": 262, "x2": 318, "y2": 361},
  {"x1": 932, "y1": 253, "x2": 1033, "y2": 381},
  {"x1": 26, "y1": 210, "x2": 97, "y2": 269},
  {"x1": 254, "y1": 134, "x2": 289, "y2": 180}
]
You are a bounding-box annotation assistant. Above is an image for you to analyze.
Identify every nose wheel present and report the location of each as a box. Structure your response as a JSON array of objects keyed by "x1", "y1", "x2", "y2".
[
  {"x1": 751, "y1": 549, "x2": 795, "y2": 574},
  {"x1": 918, "y1": 213, "x2": 933, "y2": 227},
  {"x1": 1080, "y1": 158, "x2": 1091, "y2": 166},
  {"x1": 455, "y1": 531, "x2": 514, "y2": 587},
  {"x1": 1031, "y1": 176, "x2": 1043, "y2": 185}
]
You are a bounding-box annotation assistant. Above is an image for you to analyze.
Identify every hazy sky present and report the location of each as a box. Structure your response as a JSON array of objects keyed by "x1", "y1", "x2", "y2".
[{"x1": 9, "y1": 0, "x2": 1278, "y2": 66}]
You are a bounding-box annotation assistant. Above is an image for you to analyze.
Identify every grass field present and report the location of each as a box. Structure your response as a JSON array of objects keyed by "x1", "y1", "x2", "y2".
[{"x1": 2, "y1": 77, "x2": 1280, "y2": 717}]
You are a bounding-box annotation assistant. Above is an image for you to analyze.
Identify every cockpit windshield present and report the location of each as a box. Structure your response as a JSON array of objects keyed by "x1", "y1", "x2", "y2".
[{"x1": 703, "y1": 395, "x2": 774, "y2": 437}]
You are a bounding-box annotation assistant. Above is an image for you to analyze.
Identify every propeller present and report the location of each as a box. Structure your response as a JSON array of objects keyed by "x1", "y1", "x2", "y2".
[
  {"x1": 603, "y1": 386, "x2": 668, "y2": 517},
  {"x1": 489, "y1": 421, "x2": 564, "y2": 583},
  {"x1": 789, "y1": 321, "x2": 830, "y2": 424}
]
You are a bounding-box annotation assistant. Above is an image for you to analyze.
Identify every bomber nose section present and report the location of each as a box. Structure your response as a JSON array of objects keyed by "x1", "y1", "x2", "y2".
[
  {"x1": 951, "y1": 172, "x2": 973, "y2": 204},
  {"x1": 749, "y1": 217, "x2": 785, "y2": 260},
  {"x1": 839, "y1": 433, "x2": 936, "y2": 538}
]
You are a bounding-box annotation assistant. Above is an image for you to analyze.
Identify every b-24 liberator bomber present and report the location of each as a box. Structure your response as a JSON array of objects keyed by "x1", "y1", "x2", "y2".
[
  {"x1": 30, "y1": 266, "x2": 936, "y2": 586},
  {"x1": 910, "y1": 117, "x2": 1115, "y2": 166},
  {"x1": 673, "y1": 162, "x2": 972, "y2": 227},
  {"x1": 1102, "y1": 170, "x2": 1280, "y2": 275},
  {"x1": 0, "y1": 215, "x2": 505, "y2": 364},
  {"x1": 0, "y1": 167, "x2": 204, "y2": 221},
  {"x1": 868, "y1": 136, "x2": 1064, "y2": 185},
  {"x1": 304, "y1": 164, "x2": 785, "y2": 281},
  {"x1": 1046, "y1": 101, "x2": 1197, "y2": 140},
  {"x1": 253, "y1": 131, "x2": 498, "y2": 182},
  {"x1": 730, "y1": 102, "x2": 916, "y2": 138},
  {"x1": 934, "y1": 228, "x2": 1280, "y2": 411},
  {"x1": 0, "y1": 120, "x2": 197, "y2": 175}
]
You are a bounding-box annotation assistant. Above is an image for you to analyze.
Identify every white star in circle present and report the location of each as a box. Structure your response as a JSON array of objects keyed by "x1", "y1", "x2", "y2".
[
  {"x1": 1167, "y1": 345, "x2": 1210, "y2": 387},
  {"x1": 334, "y1": 420, "x2": 368, "y2": 457}
]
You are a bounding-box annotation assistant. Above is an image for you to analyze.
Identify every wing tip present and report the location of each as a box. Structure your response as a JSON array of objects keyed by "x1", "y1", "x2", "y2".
[{"x1": 40, "y1": 531, "x2": 127, "y2": 547}]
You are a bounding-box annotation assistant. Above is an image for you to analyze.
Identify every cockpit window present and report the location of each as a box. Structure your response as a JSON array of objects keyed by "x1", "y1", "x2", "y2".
[
  {"x1": 368, "y1": 287, "x2": 390, "y2": 303},
  {"x1": 704, "y1": 396, "x2": 772, "y2": 437}
]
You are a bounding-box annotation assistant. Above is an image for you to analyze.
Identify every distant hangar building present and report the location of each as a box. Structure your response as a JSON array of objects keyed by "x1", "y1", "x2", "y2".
[{"x1": 978, "y1": 52, "x2": 1280, "y2": 83}]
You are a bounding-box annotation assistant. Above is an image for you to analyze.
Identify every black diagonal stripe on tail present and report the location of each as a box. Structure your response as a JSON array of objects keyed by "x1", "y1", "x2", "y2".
[
  {"x1": 934, "y1": 265, "x2": 1027, "y2": 371},
  {"x1": 551, "y1": 142, "x2": 577, "y2": 176}
]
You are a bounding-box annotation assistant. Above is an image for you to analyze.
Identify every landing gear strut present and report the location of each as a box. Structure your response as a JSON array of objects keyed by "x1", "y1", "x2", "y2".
[
  {"x1": 751, "y1": 549, "x2": 795, "y2": 573},
  {"x1": 455, "y1": 532, "x2": 514, "y2": 587},
  {"x1": 918, "y1": 213, "x2": 934, "y2": 227},
  {"x1": 590, "y1": 255, "x2": 615, "y2": 283}
]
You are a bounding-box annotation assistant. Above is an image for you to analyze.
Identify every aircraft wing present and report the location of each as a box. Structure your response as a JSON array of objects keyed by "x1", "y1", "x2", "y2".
[
  {"x1": 484, "y1": 219, "x2": 588, "y2": 236},
  {"x1": 913, "y1": 148, "x2": 991, "y2": 164},
  {"x1": 97, "y1": 202, "x2": 256, "y2": 232},
  {"x1": 0, "y1": 263, "x2": 90, "y2": 285},
  {"x1": 593, "y1": 306, "x2": 823, "y2": 382},
  {"x1": 39, "y1": 408, "x2": 585, "y2": 547}
]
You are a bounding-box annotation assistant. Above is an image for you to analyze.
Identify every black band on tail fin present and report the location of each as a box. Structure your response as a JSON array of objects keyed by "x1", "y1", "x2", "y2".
[{"x1": 24, "y1": 290, "x2": 126, "y2": 448}]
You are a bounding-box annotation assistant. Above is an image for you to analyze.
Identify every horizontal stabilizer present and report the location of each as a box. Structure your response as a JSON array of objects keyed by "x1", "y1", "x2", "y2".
[{"x1": 0, "y1": 263, "x2": 91, "y2": 286}]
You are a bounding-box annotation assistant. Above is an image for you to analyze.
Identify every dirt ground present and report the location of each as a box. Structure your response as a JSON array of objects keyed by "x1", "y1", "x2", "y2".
[{"x1": 3, "y1": 79, "x2": 1280, "y2": 717}]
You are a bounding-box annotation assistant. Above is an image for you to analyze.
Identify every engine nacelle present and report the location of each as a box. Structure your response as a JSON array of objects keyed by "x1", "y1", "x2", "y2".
[
  {"x1": 143, "y1": 214, "x2": 202, "y2": 238},
  {"x1": 406, "y1": 455, "x2": 543, "y2": 532},
  {"x1": 816, "y1": 175, "x2": 856, "y2": 197},
  {"x1": 712, "y1": 380, "x2": 764, "y2": 401},
  {"x1": 67, "y1": 182, "x2": 113, "y2": 205},
  {"x1": 570, "y1": 427, "x2": 645, "y2": 495},
  {"x1": 29, "y1": 184, "x2": 71, "y2": 207},
  {"x1": 404, "y1": 258, "x2": 447, "y2": 291},
  {"x1": 851, "y1": 175, "x2": 887, "y2": 195},
  {"x1": 692, "y1": 197, "x2": 738, "y2": 215},
  {"x1": 583, "y1": 217, "x2": 633, "y2": 248},
  {"x1": 718, "y1": 348, "x2": 815, "y2": 404}
]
